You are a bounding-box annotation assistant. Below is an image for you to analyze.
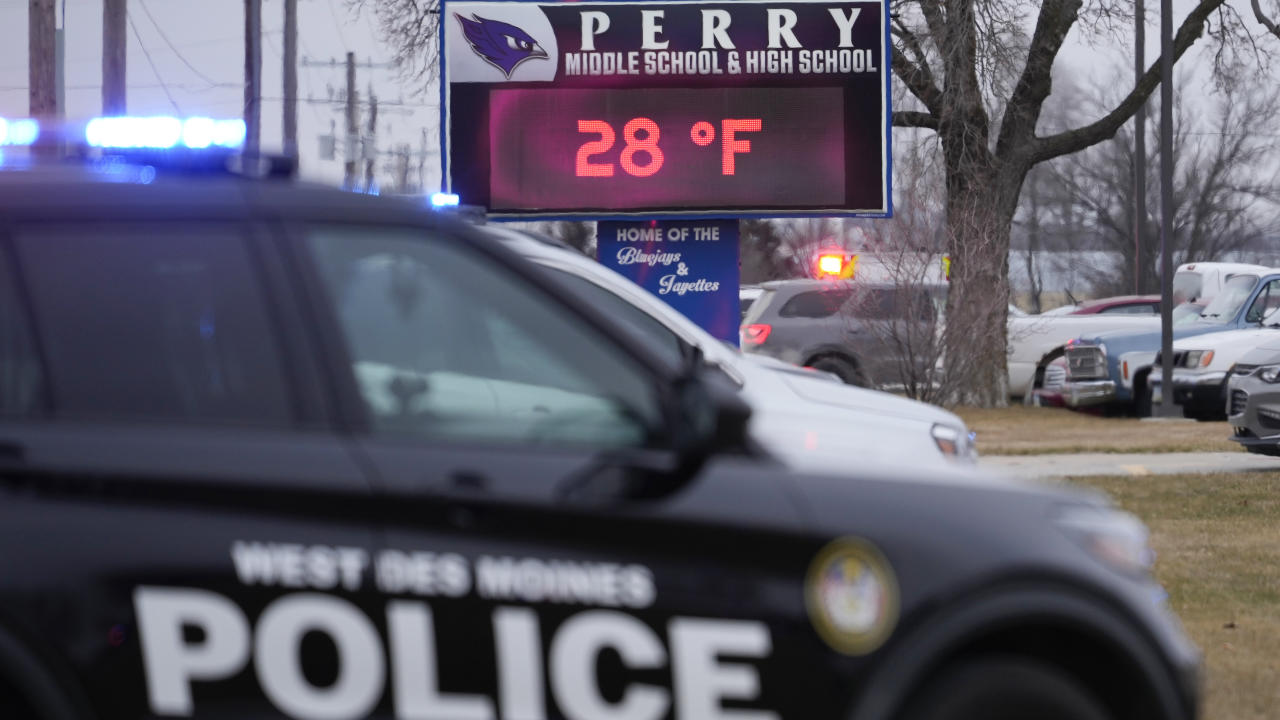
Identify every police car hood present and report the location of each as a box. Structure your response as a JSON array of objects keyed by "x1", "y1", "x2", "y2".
[
  {"x1": 776, "y1": 370, "x2": 961, "y2": 427},
  {"x1": 780, "y1": 458, "x2": 1108, "y2": 540}
]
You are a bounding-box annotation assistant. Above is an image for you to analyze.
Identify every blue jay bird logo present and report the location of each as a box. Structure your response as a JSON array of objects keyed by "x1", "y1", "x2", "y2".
[{"x1": 455, "y1": 14, "x2": 548, "y2": 78}]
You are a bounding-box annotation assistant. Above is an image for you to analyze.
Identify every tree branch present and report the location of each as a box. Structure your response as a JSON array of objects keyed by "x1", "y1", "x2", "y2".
[
  {"x1": 917, "y1": 0, "x2": 948, "y2": 49},
  {"x1": 995, "y1": 0, "x2": 1083, "y2": 159},
  {"x1": 894, "y1": 111, "x2": 941, "y2": 130},
  {"x1": 1030, "y1": 0, "x2": 1228, "y2": 164},
  {"x1": 891, "y1": 45, "x2": 944, "y2": 115},
  {"x1": 1252, "y1": 0, "x2": 1280, "y2": 39},
  {"x1": 892, "y1": 17, "x2": 942, "y2": 107}
]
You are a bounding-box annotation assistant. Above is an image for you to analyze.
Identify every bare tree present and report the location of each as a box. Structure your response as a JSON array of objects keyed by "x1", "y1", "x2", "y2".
[
  {"x1": 890, "y1": 0, "x2": 1254, "y2": 405},
  {"x1": 1033, "y1": 74, "x2": 1280, "y2": 295},
  {"x1": 740, "y1": 220, "x2": 802, "y2": 283},
  {"x1": 349, "y1": 0, "x2": 439, "y2": 85}
]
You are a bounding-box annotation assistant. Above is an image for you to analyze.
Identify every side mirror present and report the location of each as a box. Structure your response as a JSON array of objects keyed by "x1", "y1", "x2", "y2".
[
  {"x1": 671, "y1": 364, "x2": 753, "y2": 474},
  {"x1": 553, "y1": 366, "x2": 752, "y2": 505}
]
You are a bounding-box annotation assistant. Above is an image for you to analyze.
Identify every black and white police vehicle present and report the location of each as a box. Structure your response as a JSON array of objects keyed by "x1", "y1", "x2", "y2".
[{"x1": 0, "y1": 116, "x2": 1197, "y2": 720}]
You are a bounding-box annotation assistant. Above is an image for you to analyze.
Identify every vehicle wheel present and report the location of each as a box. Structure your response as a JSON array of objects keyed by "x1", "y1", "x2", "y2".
[
  {"x1": 808, "y1": 356, "x2": 869, "y2": 388},
  {"x1": 901, "y1": 655, "x2": 1111, "y2": 720},
  {"x1": 1134, "y1": 382, "x2": 1153, "y2": 418},
  {"x1": 1245, "y1": 444, "x2": 1280, "y2": 457}
]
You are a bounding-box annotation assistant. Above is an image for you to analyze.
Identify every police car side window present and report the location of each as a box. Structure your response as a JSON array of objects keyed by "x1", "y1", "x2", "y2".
[
  {"x1": 0, "y1": 246, "x2": 45, "y2": 416},
  {"x1": 542, "y1": 267, "x2": 686, "y2": 368},
  {"x1": 307, "y1": 226, "x2": 662, "y2": 449},
  {"x1": 15, "y1": 225, "x2": 293, "y2": 426}
]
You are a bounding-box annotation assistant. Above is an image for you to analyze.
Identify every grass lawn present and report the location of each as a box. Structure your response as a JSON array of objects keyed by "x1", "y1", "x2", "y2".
[
  {"x1": 1068, "y1": 473, "x2": 1280, "y2": 720},
  {"x1": 957, "y1": 405, "x2": 1238, "y2": 455}
]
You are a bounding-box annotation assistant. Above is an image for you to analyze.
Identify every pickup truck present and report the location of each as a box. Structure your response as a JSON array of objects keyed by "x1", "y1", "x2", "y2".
[
  {"x1": 1147, "y1": 322, "x2": 1280, "y2": 419},
  {"x1": 1005, "y1": 262, "x2": 1266, "y2": 400},
  {"x1": 1063, "y1": 267, "x2": 1280, "y2": 415}
]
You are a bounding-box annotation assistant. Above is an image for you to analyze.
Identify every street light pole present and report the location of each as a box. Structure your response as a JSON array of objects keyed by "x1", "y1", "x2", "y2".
[
  {"x1": 1158, "y1": 0, "x2": 1176, "y2": 416},
  {"x1": 1134, "y1": 0, "x2": 1146, "y2": 296}
]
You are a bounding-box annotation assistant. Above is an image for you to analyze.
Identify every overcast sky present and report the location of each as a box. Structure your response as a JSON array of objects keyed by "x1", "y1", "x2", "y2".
[
  {"x1": 0, "y1": 0, "x2": 1236, "y2": 192},
  {"x1": 0, "y1": 0, "x2": 439, "y2": 189}
]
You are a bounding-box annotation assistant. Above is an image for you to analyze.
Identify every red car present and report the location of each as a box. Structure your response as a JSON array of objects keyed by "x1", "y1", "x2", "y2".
[{"x1": 1068, "y1": 294, "x2": 1162, "y2": 315}]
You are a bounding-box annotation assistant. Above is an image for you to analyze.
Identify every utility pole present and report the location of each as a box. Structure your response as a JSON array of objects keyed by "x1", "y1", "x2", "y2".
[
  {"x1": 1133, "y1": 0, "x2": 1146, "y2": 295},
  {"x1": 345, "y1": 52, "x2": 358, "y2": 189},
  {"x1": 103, "y1": 0, "x2": 126, "y2": 114},
  {"x1": 55, "y1": 2, "x2": 65, "y2": 119},
  {"x1": 245, "y1": 0, "x2": 262, "y2": 156},
  {"x1": 29, "y1": 0, "x2": 57, "y2": 117},
  {"x1": 364, "y1": 84, "x2": 378, "y2": 191},
  {"x1": 1158, "y1": 0, "x2": 1176, "y2": 416},
  {"x1": 283, "y1": 0, "x2": 298, "y2": 162},
  {"x1": 418, "y1": 127, "x2": 429, "y2": 193}
]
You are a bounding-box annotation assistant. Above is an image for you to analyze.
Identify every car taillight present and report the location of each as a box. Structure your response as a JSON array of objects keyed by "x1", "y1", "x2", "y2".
[{"x1": 741, "y1": 323, "x2": 771, "y2": 346}]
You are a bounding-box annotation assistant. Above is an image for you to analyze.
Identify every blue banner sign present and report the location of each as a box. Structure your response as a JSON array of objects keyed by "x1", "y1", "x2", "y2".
[{"x1": 597, "y1": 219, "x2": 740, "y2": 345}]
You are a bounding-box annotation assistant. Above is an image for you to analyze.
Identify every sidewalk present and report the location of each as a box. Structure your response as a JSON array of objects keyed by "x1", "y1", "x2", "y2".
[{"x1": 981, "y1": 451, "x2": 1280, "y2": 479}]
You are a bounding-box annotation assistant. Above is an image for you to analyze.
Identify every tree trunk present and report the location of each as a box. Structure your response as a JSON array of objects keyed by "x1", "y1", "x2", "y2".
[{"x1": 941, "y1": 154, "x2": 1025, "y2": 406}]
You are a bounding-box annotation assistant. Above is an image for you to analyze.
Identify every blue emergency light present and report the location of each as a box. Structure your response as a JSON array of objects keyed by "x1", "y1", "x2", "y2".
[
  {"x1": 85, "y1": 117, "x2": 245, "y2": 151},
  {"x1": 0, "y1": 118, "x2": 39, "y2": 147},
  {"x1": 430, "y1": 192, "x2": 461, "y2": 207}
]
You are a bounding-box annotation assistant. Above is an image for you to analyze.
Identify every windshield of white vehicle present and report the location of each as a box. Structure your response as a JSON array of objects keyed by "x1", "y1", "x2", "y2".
[
  {"x1": 1198, "y1": 274, "x2": 1258, "y2": 323},
  {"x1": 1173, "y1": 303, "x2": 1205, "y2": 325},
  {"x1": 1173, "y1": 271, "x2": 1202, "y2": 304}
]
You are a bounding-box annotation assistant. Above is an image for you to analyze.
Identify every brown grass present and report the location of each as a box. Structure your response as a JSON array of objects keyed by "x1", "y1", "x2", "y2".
[
  {"x1": 957, "y1": 405, "x2": 1238, "y2": 455},
  {"x1": 1069, "y1": 473, "x2": 1280, "y2": 720}
]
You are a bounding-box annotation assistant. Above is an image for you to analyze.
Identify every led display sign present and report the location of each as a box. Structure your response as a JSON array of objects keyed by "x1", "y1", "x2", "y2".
[{"x1": 441, "y1": 0, "x2": 890, "y2": 219}]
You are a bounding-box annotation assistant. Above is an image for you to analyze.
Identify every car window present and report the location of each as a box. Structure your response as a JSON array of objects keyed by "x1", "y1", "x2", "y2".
[
  {"x1": 1098, "y1": 303, "x2": 1156, "y2": 315},
  {"x1": 1199, "y1": 274, "x2": 1258, "y2": 323},
  {"x1": 1173, "y1": 271, "x2": 1202, "y2": 304},
  {"x1": 845, "y1": 287, "x2": 934, "y2": 321},
  {"x1": 16, "y1": 224, "x2": 292, "y2": 426},
  {"x1": 540, "y1": 266, "x2": 686, "y2": 368},
  {"x1": 1173, "y1": 303, "x2": 1205, "y2": 325},
  {"x1": 741, "y1": 288, "x2": 776, "y2": 324},
  {"x1": 307, "y1": 225, "x2": 661, "y2": 449},
  {"x1": 0, "y1": 246, "x2": 45, "y2": 416},
  {"x1": 778, "y1": 288, "x2": 853, "y2": 318},
  {"x1": 1246, "y1": 279, "x2": 1280, "y2": 323}
]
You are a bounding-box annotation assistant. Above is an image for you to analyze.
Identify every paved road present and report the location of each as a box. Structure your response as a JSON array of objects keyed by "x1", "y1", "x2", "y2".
[{"x1": 981, "y1": 451, "x2": 1280, "y2": 479}]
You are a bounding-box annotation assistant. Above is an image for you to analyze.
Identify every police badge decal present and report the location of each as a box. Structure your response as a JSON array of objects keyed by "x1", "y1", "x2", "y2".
[{"x1": 805, "y1": 538, "x2": 899, "y2": 655}]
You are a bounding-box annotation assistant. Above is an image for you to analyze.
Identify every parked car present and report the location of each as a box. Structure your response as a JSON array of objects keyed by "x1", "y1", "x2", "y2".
[
  {"x1": 740, "y1": 283, "x2": 764, "y2": 319},
  {"x1": 1068, "y1": 295, "x2": 1162, "y2": 315},
  {"x1": 1147, "y1": 321, "x2": 1280, "y2": 419},
  {"x1": 486, "y1": 228, "x2": 976, "y2": 468},
  {"x1": 1226, "y1": 337, "x2": 1280, "y2": 454},
  {"x1": 740, "y1": 279, "x2": 943, "y2": 388},
  {"x1": 1007, "y1": 262, "x2": 1268, "y2": 400},
  {"x1": 1064, "y1": 268, "x2": 1280, "y2": 415}
]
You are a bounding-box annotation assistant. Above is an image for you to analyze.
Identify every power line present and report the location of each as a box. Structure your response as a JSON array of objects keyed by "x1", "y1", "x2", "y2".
[
  {"x1": 262, "y1": 20, "x2": 324, "y2": 126},
  {"x1": 127, "y1": 12, "x2": 181, "y2": 113},
  {"x1": 326, "y1": 0, "x2": 351, "y2": 52},
  {"x1": 136, "y1": 0, "x2": 221, "y2": 87}
]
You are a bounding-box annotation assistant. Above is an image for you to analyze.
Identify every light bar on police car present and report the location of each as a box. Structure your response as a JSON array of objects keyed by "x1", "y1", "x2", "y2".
[
  {"x1": 85, "y1": 117, "x2": 246, "y2": 150},
  {"x1": 0, "y1": 118, "x2": 39, "y2": 147},
  {"x1": 430, "y1": 192, "x2": 461, "y2": 207}
]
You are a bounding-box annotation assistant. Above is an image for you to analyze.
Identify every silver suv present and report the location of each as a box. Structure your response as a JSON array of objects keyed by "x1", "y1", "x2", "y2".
[{"x1": 740, "y1": 279, "x2": 941, "y2": 387}]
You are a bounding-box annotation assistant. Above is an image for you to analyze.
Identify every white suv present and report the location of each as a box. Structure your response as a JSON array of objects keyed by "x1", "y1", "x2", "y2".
[{"x1": 484, "y1": 227, "x2": 977, "y2": 469}]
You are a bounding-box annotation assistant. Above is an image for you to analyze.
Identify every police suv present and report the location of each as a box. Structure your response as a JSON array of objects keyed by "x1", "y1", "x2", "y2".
[{"x1": 0, "y1": 117, "x2": 1197, "y2": 720}]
